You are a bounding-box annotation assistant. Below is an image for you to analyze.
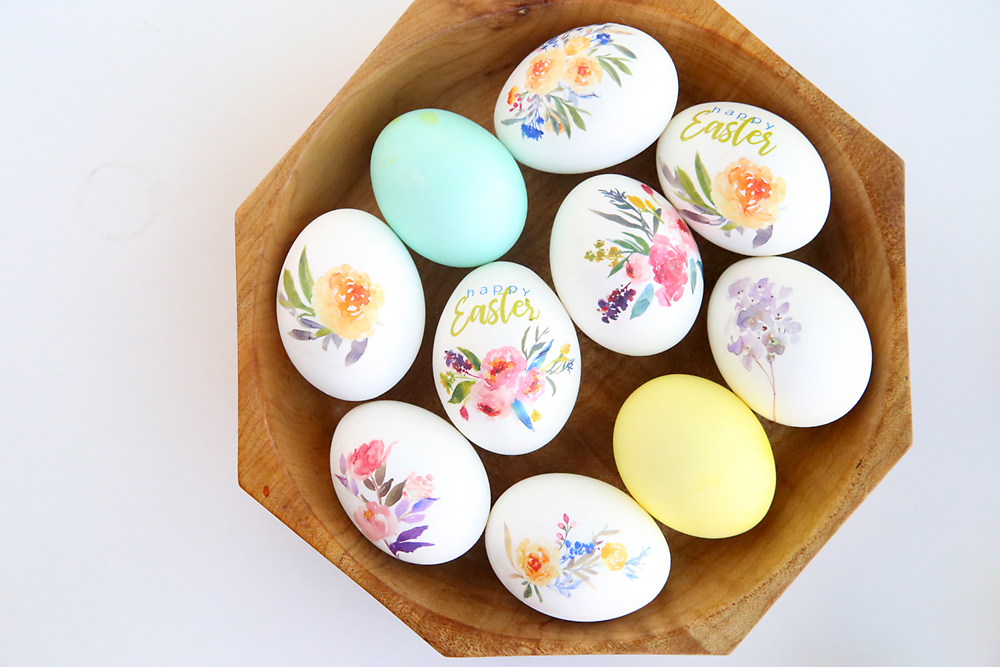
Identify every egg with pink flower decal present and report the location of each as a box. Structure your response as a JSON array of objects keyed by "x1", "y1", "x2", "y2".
[
  {"x1": 550, "y1": 174, "x2": 703, "y2": 356},
  {"x1": 330, "y1": 401, "x2": 491, "y2": 565},
  {"x1": 433, "y1": 262, "x2": 581, "y2": 455}
]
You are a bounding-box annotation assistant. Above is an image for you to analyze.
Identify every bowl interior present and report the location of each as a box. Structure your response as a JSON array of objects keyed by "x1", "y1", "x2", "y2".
[{"x1": 242, "y1": 0, "x2": 906, "y2": 654}]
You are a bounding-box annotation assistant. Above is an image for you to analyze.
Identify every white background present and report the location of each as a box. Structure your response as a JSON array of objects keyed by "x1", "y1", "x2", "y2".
[{"x1": 1, "y1": 1, "x2": 997, "y2": 665}]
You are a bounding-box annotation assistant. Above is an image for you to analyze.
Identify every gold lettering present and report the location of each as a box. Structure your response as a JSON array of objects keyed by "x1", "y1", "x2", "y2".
[
  {"x1": 679, "y1": 109, "x2": 712, "y2": 141},
  {"x1": 451, "y1": 296, "x2": 469, "y2": 336}
]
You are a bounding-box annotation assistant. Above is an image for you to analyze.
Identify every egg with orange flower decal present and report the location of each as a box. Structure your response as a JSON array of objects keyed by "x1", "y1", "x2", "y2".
[
  {"x1": 432, "y1": 262, "x2": 580, "y2": 455},
  {"x1": 656, "y1": 102, "x2": 830, "y2": 256},
  {"x1": 494, "y1": 23, "x2": 678, "y2": 174},
  {"x1": 276, "y1": 209, "x2": 425, "y2": 401},
  {"x1": 484, "y1": 473, "x2": 670, "y2": 622}
]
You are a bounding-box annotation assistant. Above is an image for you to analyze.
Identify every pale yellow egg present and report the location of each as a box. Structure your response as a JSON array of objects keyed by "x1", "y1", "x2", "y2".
[{"x1": 613, "y1": 374, "x2": 775, "y2": 539}]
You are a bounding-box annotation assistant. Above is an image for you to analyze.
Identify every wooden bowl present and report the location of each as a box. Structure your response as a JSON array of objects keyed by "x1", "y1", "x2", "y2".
[{"x1": 236, "y1": 0, "x2": 909, "y2": 655}]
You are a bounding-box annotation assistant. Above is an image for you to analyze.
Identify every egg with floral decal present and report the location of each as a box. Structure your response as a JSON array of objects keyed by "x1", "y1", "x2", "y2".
[
  {"x1": 550, "y1": 174, "x2": 703, "y2": 356},
  {"x1": 484, "y1": 473, "x2": 670, "y2": 622},
  {"x1": 433, "y1": 262, "x2": 580, "y2": 455},
  {"x1": 707, "y1": 257, "x2": 872, "y2": 427},
  {"x1": 276, "y1": 208, "x2": 425, "y2": 401},
  {"x1": 494, "y1": 23, "x2": 678, "y2": 174},
  {"x1": 330, "y1": 401, "x2": 491, "y2": 564},
  {"x1": 656, "y1": 102, "x2": 830, "y2": 256}
]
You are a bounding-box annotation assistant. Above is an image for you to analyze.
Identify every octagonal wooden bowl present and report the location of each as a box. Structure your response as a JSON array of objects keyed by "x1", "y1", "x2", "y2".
[{"x1": 236, "y1": 0, "x2": 909, "y2": 656}]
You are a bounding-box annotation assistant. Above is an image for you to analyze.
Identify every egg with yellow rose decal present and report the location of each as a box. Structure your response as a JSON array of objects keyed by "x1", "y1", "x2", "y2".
[
  {"x1": 276, "y1": 209, "x2": 425, "y2": 401},
  {"x1": 484, "y1": 473, "x2": 670, "y2": 622},
  {"x1": 656, "y1": 101, "x2": 830, "y2": 256},
  {"x1": 494, "y1": 23, "x2": 678, "y2": 174}
]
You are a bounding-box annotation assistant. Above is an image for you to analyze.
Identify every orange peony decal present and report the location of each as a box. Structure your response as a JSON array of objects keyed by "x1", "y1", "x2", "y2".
[
  {"x1": 516, "y1": 539, "x2": 560, "y2": 587},
  {"x1": 312, "y1": 264, "x2": 385, "y2": 341},
  {"x1": 711, "y1": 158, "x2": 786, "y2": 230},
  {"x1": 564, "y1": 55, "x2": 603, "y2": 94},
  {"x1": 524, "y1": 48, "x2": 565, "y2": 95}
]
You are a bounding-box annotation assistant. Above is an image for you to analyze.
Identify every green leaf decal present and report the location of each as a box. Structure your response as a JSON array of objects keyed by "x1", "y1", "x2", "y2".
[
  {"x1": 612, "y1": 43, "x2": 637, "y2": 59},
  {"x1": 612, "y1": 238, "x2": 641, "y2": 253},
  {"x1": 523, "y1": 584, "x2": 533, "y2": 599},
  {"x1": 597, "y1": 57, "x2": 622, "y2": 86},
  {"x1": 546, "y1": 376, "x2": 557, "y2": 397},
  {"x1": 456, "y1": 347, "x2": 481, "y2": 371},
  {"x1": 607, "y1": 56, "x2": 632, "y2": 75},
  {"x1": 689, "y1": 258, "x2": 699, "y2": 294},
  {"x1": 608, "y1": 258, "x2": 625, "y2": 277},
  {"x1": 282, "y1": 269, "x2": 309, "y2": 312},
  {"x1": 694, "y1": 152, "x2": 714, "y2": 205},
  {"x1": 385, "y1": 481, "x2": 405, "y2": 507},
  {"x1": 500, "y1": 118, "x2": 522, "y2": 126},
  {"x1": 677, "y1": 167, "x2": 712, "y2": 211},
  {"x1": 622, "y1": 232, "x2": 650, "y2": 253},
  {"x1": 567, "y1": 105, "x2": 587, "y2": 131},
  {"x1": 630, "y1": 284, "x2": 655, "y2": 319},
  {"x1": 720, "y1": 220, "x2": 739, "y2": 231},
  {"x1": 448, "y1": 380, "x2": 476, "y2": 405},
  {"x1": 298, "y1": 247, "x2": 314, "y2": 305},
  {"x1": 534, "y1": 585, "x2": 543, "y2": 602}
]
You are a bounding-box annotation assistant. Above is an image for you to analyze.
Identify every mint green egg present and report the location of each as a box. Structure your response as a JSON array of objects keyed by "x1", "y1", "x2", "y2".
[{"x1": 370, "y1": 109, "x2": 527, "y2": 268}]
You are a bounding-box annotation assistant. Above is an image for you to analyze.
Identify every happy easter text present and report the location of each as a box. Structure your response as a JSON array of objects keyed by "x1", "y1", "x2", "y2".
[
  {"x1": 450, "y1": 285, "x2": 540, "y2": 336},
  {"x1": 680, "y1": 107, "x2": 778, "y2": 156}
]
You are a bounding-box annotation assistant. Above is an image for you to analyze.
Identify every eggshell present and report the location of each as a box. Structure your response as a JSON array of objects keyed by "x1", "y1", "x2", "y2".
[
  {"x1": 550, "y1": 174, "x2": 703, "y2": 356},
  {"x1": 276, "y1": 209, "x2": 425, "y2": 401},
  {"x1": 494, "y1": 23, "x2": 678, "y2": 174},
  {"x1": 371, "y1": 108, "x2": 527, "y2": 267},
  {"x1": 656, "y1": 101, "x2": 830, "y2": 256},
  {"x1": 484, "y1": 473, "x2": 670, "y2": 622},
  {"x1": 330, "y1": 401, "x2": 491, "y2": 565},
  {"x1": 707, "y1": 257, "x2": 872, "y2": 427},
  {"x1": 432, "y1": 262, "x2": 580, "y2": 455},
  {"x1": 614, "y1": 375, "x2": 776, "y2": 539}
]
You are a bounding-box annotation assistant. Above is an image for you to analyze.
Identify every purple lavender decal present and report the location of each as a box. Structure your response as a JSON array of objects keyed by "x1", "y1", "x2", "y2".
[{"x1": 726, "y1": 277, "x2": 802, "y2": 421}]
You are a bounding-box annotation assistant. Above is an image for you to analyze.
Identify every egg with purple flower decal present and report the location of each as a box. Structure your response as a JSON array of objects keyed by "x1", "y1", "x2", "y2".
[
  {"x1": 330, "y1": 401, "x2": 491, "y2": 565},
  {"x1": 707, "y1": 257, "x2": 872, "y2": 426},
  {"x1": 494, "y1": 24, "x2": 678, "y2": 174},
  {"x1": 433, "y1": 262, "x2": 581, "y2": 455},
  {"x1": 550, "y1": 174, "x2": 703, "y2": 356}
]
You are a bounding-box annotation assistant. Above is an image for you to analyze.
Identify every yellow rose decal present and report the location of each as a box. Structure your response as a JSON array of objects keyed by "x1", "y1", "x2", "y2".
[
  {"x1": 516, "y1": 539, "x2": 560, "y2": 586},
  {"x1": 312, "y1": 264, "x2": 385, "y2": 341},
  {"x1": 711, "y1": 158, "x2": 786, "y2": 230},
  {"x1": 563, "y1": 35, "x2": 590, "y2": 55},
  {"x1": 564, "y1": 55, "x2": 603, "y2": 94},
  {"x1": 525, "y1": 48, "x2": 565, "y2": 95},
  {"x1": 600, "y1": 542, "x2": 628, "y2": 571}
]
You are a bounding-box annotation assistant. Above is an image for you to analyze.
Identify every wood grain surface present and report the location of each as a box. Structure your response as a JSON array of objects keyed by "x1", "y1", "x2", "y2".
[{"x1": 236, "y1": 0, "x2": 910, "y2": 655}]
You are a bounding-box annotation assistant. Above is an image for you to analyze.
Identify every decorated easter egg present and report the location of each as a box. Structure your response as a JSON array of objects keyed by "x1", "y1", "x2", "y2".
[
  {"x1": 550, "y1": 174, "x2": 703, "y2": 356},
  {"x1": 485, "y1": 473, "x2": 670, "y2": 622},
  {"x1": 494, "y1": 24, "x2": 678, "y2": 174},
  {"x1": 276, "y1": 209, "x2": 425, "y2": 401},
  {"x1": 432, "y1": 262, "x2": 581, "y2": 455},
  {"x1": 330, "y1": 401, "x2": 491, "y2": 565},
  {"x1": 656, "y1": 101, "x2": 830, "y2": 256},
  {"x1": 614, "y1": 375, "x2": 776, "y2": 539},
  {"x1": 707, "y1": 257, "x2": 872, "y2": 427},
  {"x1": 370, "y1": 108, "x2": 527, "y2": 267}
]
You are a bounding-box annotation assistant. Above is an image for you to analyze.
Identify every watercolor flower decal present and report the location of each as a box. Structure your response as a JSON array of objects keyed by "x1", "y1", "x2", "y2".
[
  {"x1": 334, "y1": 439, "x2": 437, "y2": 557},
  {"x1": 278, "y1": 247, "x2": 383, "y2": 365},
  {"x1": 439, "y1": 327, "x2": 574, "y2": 431},
  {"x1": 501, "y1": 25, "x2": 636, "y2": 141},
  {"x1": 504, "y1": 514, "x2": 649, "y2": 602},
  {"x1": 659, "y1": 152, "x2": 786, "y2": 248},
  {"x1": 584, "y1": 185, "x2": 702, "y2": 323},
  {"x1": 726, "y1": 277, "x2": 802, "y2": 421}
]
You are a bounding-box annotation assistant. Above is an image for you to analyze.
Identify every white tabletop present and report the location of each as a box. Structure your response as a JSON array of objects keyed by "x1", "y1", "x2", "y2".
[{"x1": 2, "y1": 1, "x2": 998, "y2": 665}]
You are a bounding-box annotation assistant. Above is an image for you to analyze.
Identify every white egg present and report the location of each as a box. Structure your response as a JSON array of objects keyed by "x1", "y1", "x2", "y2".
[
  {"x1": 494, "y1": 23, "x2": 678, "y2": 174},
  {"x1": 330, "y1": 401, "x2": 491, "y2": 565},
  {"x1": 432, "y1": 262, "x2": 581, "y2": 455},
  {"x1": 276, "y1": 209, "x2": 425, "y2": 401},
  {"x1": 707, "y1": 257, "x2": 872, "y2": 427},
  {"x1": 485, "y1": 473, "x2": 670, "y2": 622},
  {"x1": 550, "y1": 174, "x2": 703, "y2": 356},
  {"x1": 656, "y1": 102, "x2": 830, "y2": 256}
]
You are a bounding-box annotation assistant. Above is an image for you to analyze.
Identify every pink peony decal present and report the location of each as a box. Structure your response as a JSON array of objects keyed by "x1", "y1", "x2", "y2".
[
  {"x1": 353, "y1": 501, "x2": 397, "y2": 542},
  {"x1": 517, "y1": 368, "x2": 546, "y2": 403},
  {"x1": 481, "y1": 347, "x2": 526, "y2": 390},
  {"x1": 473, "y1": 382, "x2": 515, "y2": 420},
  {"x1": 347, "y1": 439, "x2": 393, "y2": 479},
  {"x1": 648, "y1": 234, "x2": 689, "y2": 307}
]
